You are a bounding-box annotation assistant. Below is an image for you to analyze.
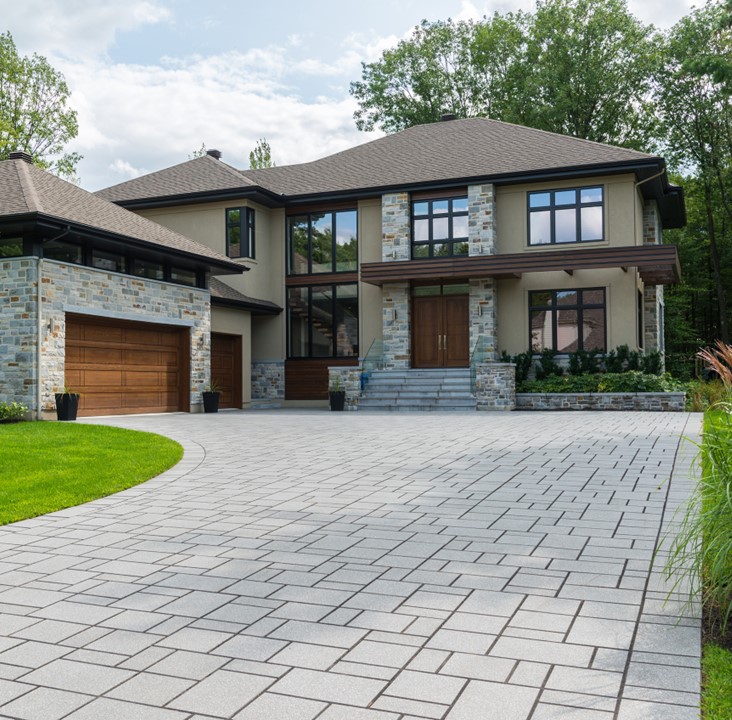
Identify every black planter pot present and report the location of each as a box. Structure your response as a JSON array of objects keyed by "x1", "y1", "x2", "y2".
[
  {"x1": 55, "y1": 393, "x2": 80, "y2": 421},
  {"x1": 202, "y1": 391, "x2": 220, "y2": 413},
  {"x1": 329, "y1": 390, "x2": 346, "y2": 411}
]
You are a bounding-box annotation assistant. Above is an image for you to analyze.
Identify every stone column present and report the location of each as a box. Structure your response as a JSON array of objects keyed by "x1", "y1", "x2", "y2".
[
  {"x1": 474, "y1": 362, "x2": 515, "y2": 410},
  {"x1": 642, "y1": 201, "x2": 664, "y2": 364},
  {"x1": 468, "y1": 183, "x2": 496, "y2": 256},
  {"x1": 381, "y1": 193, "x2": 412, "y2": 367}
]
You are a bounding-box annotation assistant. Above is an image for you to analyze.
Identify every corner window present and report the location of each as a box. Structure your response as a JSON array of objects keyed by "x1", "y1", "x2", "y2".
[
  {"x1": 287, "y1": 210, "x2": 357, "y2": 275},
  {"x1": 412, "y1": 196, "x2": 468, "y2": 258},
  {"x1": 170, "y1": 267, "x2": 197, "y2": 287},
  {"x1": 133, "y1": 259, "x2": 164, "y2": 281},
  {"x1": 91, "y1": 249, "x2": 126, "y2": 273},
  {"x1": 528, "y1": 186, "x2": 603, "y2": 245},
  {"x1": 287, "y1": 283, "x2": 358, "y2": 358},
  {"x1": 227, "y1": 207, "x2": 255, "y2": 259},
  {"x1": 530, "y1": 288, "x2": 606, "y2": 353},
  {"x1": 43, "y1": 240, "x2": 83, "y2": 264},
  {"x1": 0, "y1": 237, "x2": 23, "y2": 257}
]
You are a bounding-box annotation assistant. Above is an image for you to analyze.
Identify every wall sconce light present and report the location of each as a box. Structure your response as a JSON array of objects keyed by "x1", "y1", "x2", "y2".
[{"x1": 48, "y1": 317, "x2": 56, "y2": 334}]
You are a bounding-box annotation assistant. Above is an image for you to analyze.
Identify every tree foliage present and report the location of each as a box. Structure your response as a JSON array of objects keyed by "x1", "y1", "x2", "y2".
[
  {"x1": 249, "y1": 137, "x2": 275, "y2": 169},
  {"x1": 350, "y1": 0, "x2": 659, "y2": 149},
  {"x1": 0, "y1": 32, "x2": 81, "y2": 179}
]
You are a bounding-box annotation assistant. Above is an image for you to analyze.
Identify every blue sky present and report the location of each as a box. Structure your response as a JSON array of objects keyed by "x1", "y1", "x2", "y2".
[{"x1": 5, "y1": 0, "x2": 696, "y2": 191}]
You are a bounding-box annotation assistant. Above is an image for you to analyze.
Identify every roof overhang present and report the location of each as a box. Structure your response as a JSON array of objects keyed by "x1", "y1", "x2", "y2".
[
  {"x1": 0, "y1": 212, "x2": 245, "y2": 276},
  {"x1": 211, "y1": 296, "x2": 281, "y2": 315},
  {"x1": 360, "y1": 244, "x2": 680, "y2": 287},
  {"x1": 111, "y1": 186, "x2": 285, "y2": 211}
]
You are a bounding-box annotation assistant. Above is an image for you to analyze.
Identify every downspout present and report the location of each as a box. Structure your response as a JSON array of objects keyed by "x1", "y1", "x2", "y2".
[{"x1": 36, "y1": 257, "x2": 43, "y2": 420}]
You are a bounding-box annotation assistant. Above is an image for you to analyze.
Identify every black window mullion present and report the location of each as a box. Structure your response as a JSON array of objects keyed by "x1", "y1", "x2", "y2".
[
  {"x1": 307, "y1": 217, "x2": 313, "y2": 274},
  {"x1": 331, "y1": 284, "x2": 337, "y2": 352},
  {"x1": 307, "y1": 286, "x2": 313, "y2": 357}
]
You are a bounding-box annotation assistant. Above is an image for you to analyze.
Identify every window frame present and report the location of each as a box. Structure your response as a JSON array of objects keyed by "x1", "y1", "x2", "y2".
[
  {"x1": 287, "y1": 209, "x2": 358, "y2": 276},
  {"x1": 411, "y1": 196, "x2": 469, "y2": 259},
  {"x1": 529, "y1": 287, "x2": 607, "y2": 354},
  {"x1": 226, "y1": 206, "x2": 255, "y2": 259},
  {"x1": 287, "y1": 282, "x2": 359, "y2": 359},
  {"x1": 527, "y1": 186, "x2": 604, "y2": 246}
]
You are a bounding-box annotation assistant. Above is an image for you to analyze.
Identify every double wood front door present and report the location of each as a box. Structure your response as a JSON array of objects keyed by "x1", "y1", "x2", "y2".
[{"x1": 412, "y1": 292, "x2": 470, "y2": 368}]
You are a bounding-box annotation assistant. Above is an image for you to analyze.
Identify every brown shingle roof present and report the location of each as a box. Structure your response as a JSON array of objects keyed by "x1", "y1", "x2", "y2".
[
  {"x1": 0, "y1": 158, "x2": 242, "y2": 271},
  {"x1": 97, "y1": 118, "x2": 660, "y2": 204},
  {"x1": 98, "y1": 154, "x2": 257, "y2": 203},
  {"x1": 240, "y1": 118, "x2": 657, "y2": 196},
  {"x1": 209, "y1": 277, "x2": 281, "y2": 314}
]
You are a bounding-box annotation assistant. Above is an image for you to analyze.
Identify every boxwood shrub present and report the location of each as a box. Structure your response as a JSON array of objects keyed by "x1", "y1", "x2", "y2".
[{"x1": 518, "y1": 371, "x2": 684, "y2": 394}]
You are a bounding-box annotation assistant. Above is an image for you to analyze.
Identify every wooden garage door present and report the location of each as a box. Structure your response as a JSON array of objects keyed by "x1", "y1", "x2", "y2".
[
  {"x1": 65, "y1": 314, "x2": 188, "y2": 417},
  {"x1": 211, "y1": 333, "x2": 242, "y2": 409}
]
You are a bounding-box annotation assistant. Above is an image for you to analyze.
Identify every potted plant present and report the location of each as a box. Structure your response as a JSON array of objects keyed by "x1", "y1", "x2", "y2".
[
  {"x1": 329, "y1": 375, "x2": 346, "y2": 411},
  {"x1": 55, "y1": 386, "x2": 80, "y2": 421},
  {"x1": 202, "y1": 380, "x2": 221, "y2": 414}
]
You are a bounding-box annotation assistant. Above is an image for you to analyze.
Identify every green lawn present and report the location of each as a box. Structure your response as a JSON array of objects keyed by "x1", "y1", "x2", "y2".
[
  {"x1": 703, "y1": 643, "x2": 732, "y2": 720},
  {"x1": 0, "y1": 422, "x2": 182, "y2": 525}
]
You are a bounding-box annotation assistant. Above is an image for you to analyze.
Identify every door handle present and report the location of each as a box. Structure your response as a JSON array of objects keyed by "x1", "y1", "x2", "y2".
[
  {"x1": 438, "y1": 335, "x2": 442, "y2": 351},
  {"x1": 443, "y1": 334, "x2": 447, "y2": 351}
]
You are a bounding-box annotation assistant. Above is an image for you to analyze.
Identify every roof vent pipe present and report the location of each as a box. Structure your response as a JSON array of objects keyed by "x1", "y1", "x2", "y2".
[
  {"x1": 440, "y1": 113, "x2": 456, "y2": 122},
  {"x1": 8, "y1": 150, "x2": 33, "y2": 163},
  {"x1": 206, "y1": 149, "x2": 222, "y2": 160}
]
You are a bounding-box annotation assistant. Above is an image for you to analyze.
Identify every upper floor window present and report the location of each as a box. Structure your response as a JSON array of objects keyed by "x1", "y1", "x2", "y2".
[
  {"x1": 530, "y1": 288, "x2": 606, "y2": 353},
  {"x1": 227, "y1": 207, "x2": 255, "y2": 259},
  {"x1": 287, "y1": 210, "x2": 357, "y2": 275},
  {"x1": 0, "y1": 237, "x2": 23, "y2": 257},
  {"x1": 528, "y1": 186, "x2": 603, "y2": 246},
  {"x1": 412, "y1": 197, "x2": 468, "y2": 258}
]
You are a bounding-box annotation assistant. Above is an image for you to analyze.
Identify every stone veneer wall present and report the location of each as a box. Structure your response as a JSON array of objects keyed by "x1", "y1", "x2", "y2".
[
  {"x1": 251, "y1": 361, "x2": 285, "y2": 400},
  {"x1": 382, "y1": 283, "x2": 410, "y2": 369},
  {"x1": 40, "y1": 260, "x2": 210, "y2": 412},
  {"x1": 0, "y1": 258, "x2": 39, "y2": 410},
  {"x1": 381, "y1": 192, "x2": 411, "y2": 262},
  {"x1": 468, "y1": 184, "x2": 496, "y2": 256},
  {"x1": 328, "y1": 366, "x2": 362, "y2": 411},
  {"x1": 469, "y1": 278, "x2": 497, "y2": 361},
  {"x1": 642, "y1": 200, "x2": 664, "y2": 364},
  {"x1": 516, "y1": 392, "x2": 685, "y2": 411},
  {"x1": 474, "y1": 362, "x2": 515, "y2": 411}
]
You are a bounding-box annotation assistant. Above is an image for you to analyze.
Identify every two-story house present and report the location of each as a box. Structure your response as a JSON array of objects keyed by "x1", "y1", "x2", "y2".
[{"x1": 97, "y1": 117, "x2": 683, "y2": 411}]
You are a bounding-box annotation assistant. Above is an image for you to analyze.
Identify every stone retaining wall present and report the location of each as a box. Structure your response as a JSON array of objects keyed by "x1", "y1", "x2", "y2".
[
  {"x1": 516, "y1": 392, "x2": 686, "y2": 411},
  {"x1": 474, "y1": 362, "x2": 515, "y2": 411},
  {"x1": 251, "y1": 361, "x2": 285, "y2": 400}
]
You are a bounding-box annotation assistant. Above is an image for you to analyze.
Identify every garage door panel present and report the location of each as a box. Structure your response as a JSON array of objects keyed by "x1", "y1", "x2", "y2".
[{"x1": 66, "y1": 315, "x2": 187, "y2": 417}]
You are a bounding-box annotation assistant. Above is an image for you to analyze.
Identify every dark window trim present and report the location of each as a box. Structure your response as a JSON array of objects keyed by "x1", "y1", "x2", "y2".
[
  {"x1": 226, "y1": 206, "x2": 255, "y2": 259},
  {"x1": 287, "y1": 282, "x2": 359, "y2": 359},
  {"x1": 527, "y1": 186, "x2": 604, "y2": 246},
  {"x1": 287, "y1": 208, "x2": 358, "y2": 276},
  {"x1": 528, "y1": 287, "x2": 607, "y2": 354},
  {"x1": 411, "y1": 195, "x2": 469, "y2": 260}
]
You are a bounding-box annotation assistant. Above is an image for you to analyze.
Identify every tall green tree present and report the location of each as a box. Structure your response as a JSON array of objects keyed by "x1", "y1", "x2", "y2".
[
  {"x1": 0, "y1": 32, "x2": 81, "y2": 179},
  {"x1": 351, "y1": 16, "x2": 527, "y2": 133},
  {"x1": 349, "y1": 1, "x2": 659, "y2": 149},
  {"x1": 655, "y1": 2, "x2": 732, "y2": 343},
  {"x1": 518, "y1": 0, "x2": 660, "y2": 148},
  {"x1": 249, "y1": 138, "x2": 275, "y2": 169}
]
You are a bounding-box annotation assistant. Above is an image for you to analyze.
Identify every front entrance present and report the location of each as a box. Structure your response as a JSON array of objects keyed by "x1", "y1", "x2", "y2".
[{"x1": 412, "y1": 284, "x2": 470, "y2": 368}]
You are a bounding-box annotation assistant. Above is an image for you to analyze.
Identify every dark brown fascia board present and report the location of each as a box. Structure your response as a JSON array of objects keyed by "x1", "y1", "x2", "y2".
[
  {"x1": 111, "y1": 186, "x2": 284, "y2": 211},
  {"x1": 360, "y1": 244, "x2": 681, "y2": 287},
  {"x1": 21, "y1": 212, "x2": 246, "y2": 275},
  {"x1": 211, "y1": 296, "x2": 282, "y2": 315}
]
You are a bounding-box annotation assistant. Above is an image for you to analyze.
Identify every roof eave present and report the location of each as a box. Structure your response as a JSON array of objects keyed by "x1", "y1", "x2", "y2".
[{"x1": 108, "y1": 186, "x2": 285, "y2": 210}]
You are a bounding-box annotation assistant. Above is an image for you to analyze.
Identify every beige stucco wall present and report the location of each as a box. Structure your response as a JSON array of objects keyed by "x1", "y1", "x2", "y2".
[
  {"x1": 496, "y1": 174, "x2": 641, "y2": 254},
  {"x1": 138, "y1": 201, "x2": 285, "y2": 307},
  {"x1": 358, "y1": 198, "x2": 383, "y2": 357},
  {"x1": 211, "y1": 305, "x2": 251, "y2": 405},
  {"x1": 497, "y1": 268, "x2": 643, "y2": 356}
]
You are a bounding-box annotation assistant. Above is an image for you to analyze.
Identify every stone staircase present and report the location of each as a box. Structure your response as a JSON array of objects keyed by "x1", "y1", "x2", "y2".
[{"x1": 359, "y1": 368, "x2": 476, "y2": 412}]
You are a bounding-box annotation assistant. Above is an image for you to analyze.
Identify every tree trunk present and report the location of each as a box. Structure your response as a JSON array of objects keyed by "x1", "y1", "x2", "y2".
[{"x1": 704, "y1": 182, "x2": 729, "y2": 343}]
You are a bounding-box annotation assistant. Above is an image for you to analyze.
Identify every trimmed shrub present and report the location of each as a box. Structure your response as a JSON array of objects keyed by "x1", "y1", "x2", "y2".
[
  {"x1": 518, "y1": 371, "x2": 683, "y2": 394},
  {"x1": 0, "y1": 402, "x2": 28, "y2": 423}
]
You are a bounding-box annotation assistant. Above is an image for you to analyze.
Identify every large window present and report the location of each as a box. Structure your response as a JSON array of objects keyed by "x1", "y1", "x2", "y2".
[
  {"x1": 528, "y1": 186, "x2": 603, "y2": 245},
  {"x1": 288, "y1": 284, "x2": 358, "y2": 358},
  {"x1": 227, "y1": 207, "x2": 255, "y2": 259},
  {"x1": 288, "y1": 210, "x2": 357, "y2": 275},
  {"x1": 412, "y1": 197, "x2": 469, "y2": 258},
  {"x1": 530, "y1": 288, "x2": 606, "y2": 353}
]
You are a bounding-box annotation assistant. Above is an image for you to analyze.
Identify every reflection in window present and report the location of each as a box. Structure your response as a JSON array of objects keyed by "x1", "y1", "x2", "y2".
[
  {"x1": 92, "y1": 249, "x2": 126, "y2": 273},
  {"x1": 226, "y1": 207, "x2": 255, "y2": 259},
  {"x1": 287, "y1": 210, "x2": 357, "y2": 275},
  {"x1": 0, "y1": 237, "x2": 23, "y2": 257},
  {"x1": 528, "y1": 187, "x2": 604, "y2": 245},
  {"x1": 287, "y1": 284, "x2": 358, "y2": 358},
  {"x1": 529, "y1": 288, "x2": 606, "y2": 353},
  {"x1": 44, "y1": 240, "x2": 83, "y2": 264},
  {"x1": 170, "y1": 267, "x2": 197, "y2": 287},
  {"x1": 411, "y1": 196, "x2": 469, "y2": 258},
  {"x1": 133, "y1": 259, "x2": 164, "y2": 281}
]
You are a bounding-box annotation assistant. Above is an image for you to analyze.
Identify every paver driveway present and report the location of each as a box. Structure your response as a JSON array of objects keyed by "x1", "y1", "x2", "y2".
[{"x1": 0, "y1": 410, "x2": 702, "y2": 720}]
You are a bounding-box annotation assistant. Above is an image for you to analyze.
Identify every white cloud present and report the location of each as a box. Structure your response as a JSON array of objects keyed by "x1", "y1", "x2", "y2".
[
  {"x1": 109, "y1": 159, "x2": 144, "y2": 180},
  {"x1": 5, "y1": 0, "x2": 171, "y2": 60}
]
